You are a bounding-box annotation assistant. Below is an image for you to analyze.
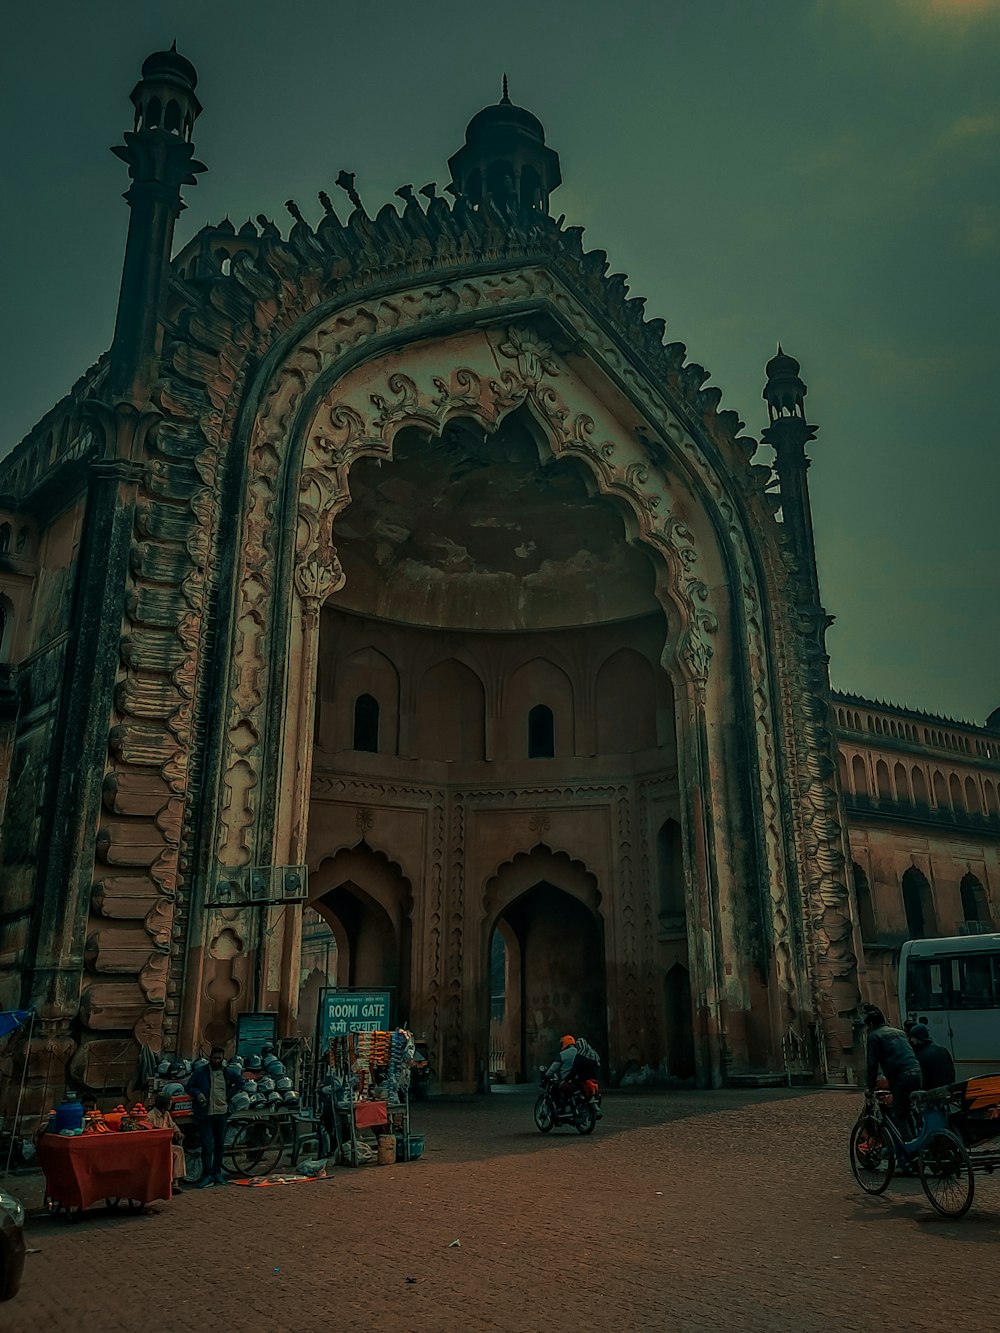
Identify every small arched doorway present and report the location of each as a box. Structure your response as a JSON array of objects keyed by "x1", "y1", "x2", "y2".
[{"x1": 487, "y1": 880, "x2": 607, "y2": 1083}]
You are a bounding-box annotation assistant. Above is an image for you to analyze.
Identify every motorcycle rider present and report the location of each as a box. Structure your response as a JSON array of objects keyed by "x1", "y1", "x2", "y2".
[{"x1": 544, "y1": 1035, "x2": 579, "y2": 1108}]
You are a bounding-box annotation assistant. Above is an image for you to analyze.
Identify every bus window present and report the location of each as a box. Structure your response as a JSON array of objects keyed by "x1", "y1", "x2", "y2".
[
  {"x1": 906, "y1": 959, "x2": 948, "y2": 1011},
  {"x1": 955, "y1": 955, "x2": 999, "y2": 1009}
]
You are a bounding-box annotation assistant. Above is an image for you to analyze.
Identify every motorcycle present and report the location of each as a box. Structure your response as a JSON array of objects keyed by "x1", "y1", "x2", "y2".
[{"x1": 534, "y1": 1068, "x2": 598, "y2": 1135}]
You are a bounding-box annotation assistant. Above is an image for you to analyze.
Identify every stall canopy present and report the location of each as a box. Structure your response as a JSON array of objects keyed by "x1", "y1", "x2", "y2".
[{"x1": 0, "y1": 1010, "x2": 32, "y2": 1040}]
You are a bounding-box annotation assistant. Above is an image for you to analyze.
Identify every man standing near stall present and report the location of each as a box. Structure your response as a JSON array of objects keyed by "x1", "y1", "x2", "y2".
[{"x1": 186, "y1": 1047, "x2": 243, "y2": 1187}]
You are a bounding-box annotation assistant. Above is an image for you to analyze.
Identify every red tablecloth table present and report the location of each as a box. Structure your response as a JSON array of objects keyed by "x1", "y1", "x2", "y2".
[{"x1": 38, "y1": 1129, "x2": 173, "y2": 1211}]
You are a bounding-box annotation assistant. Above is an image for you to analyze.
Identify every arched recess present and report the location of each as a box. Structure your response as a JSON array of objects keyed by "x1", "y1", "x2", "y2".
[
  {"x1": 852, "y1": 862, "x2": 877, "y2": 943},
  {"x1": 902, "y1": 866, "x2": 936, "y2": 940},
  {"x1": 487, "y1": 879, "x2": 606, "y2": 1081},
  {"x1": 949, "y1": 773, "x2": 965, "y2": 813},
  {"x1": 194, "y1": 295, "x2": 853, "y2": 1083},
  {"x1": 875, "y1": 759, "x2": 892, "y2": 801},
  {"x1": 323, "y1": 644, "x2": 400, "y2": 754},
  {"x1": 964, "y1": 776, "x2": 981, "y2": 816},
  {"x1": 893, "y1": 762, "x2": 910, "y2": 804},
  {"x1": 414, "y1": 658, "x2": 486, "y2": 761},
  {"x1": 851, "y1": 754, "x2": 868, "y2": 797},
  {"x1": 933, "y1": 770, "x2": 949, "y2": 809},
  {"x1": 595, "y1": 648, "x2": 658, "y2": 754},
  {"x1": 309, "y1": 843, "x2": 414, "y2": 1019},
  {"x1": 912, "y1": 766, "x2": 929, "y2": 807},
  {"x1": 501, "y1": 656, "x2": 575, "y2": 760},
  {"x1": 960, "y1": 873, "x2": 991, "y2": 927}
]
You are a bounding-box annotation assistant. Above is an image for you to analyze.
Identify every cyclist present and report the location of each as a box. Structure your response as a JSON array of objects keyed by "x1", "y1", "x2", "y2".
[{"x1": 863, "y1": 1005, "x2": 922, "y2": 1141}]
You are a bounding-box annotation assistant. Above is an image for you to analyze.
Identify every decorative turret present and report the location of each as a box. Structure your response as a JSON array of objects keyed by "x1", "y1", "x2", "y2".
[
  {"x1": 107, "y1": 45, "x2": 206, "y2": 402},
  {"x1": 448, "y1": 76, "x2": 561, "y2": 213},
  {"x1": 763, "y1": 345, "x2": 808, "y2": 422},
  {"x1": 761, "y1": 346, "x2": 822, "y2": 610}
]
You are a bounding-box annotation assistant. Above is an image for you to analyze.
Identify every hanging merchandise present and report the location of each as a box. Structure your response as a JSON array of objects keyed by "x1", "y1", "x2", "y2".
[{"x1": 319, "y1": 1029, "x2": 422, "y2": 1168}]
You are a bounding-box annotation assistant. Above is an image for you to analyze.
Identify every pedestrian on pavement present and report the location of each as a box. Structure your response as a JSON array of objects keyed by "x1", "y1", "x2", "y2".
[
  {"x1": 863, "y1": 1005, "x2": 922, "y2": 1140},
  {"x1": 908, "y1": 1023, "x2": 956, "y2": 1091},
  {"x1": 186, "y1": 1047, "x2": 243, "y2": 1187},
  {"x1": 148, "y1": 1090, "x2": 188, "y2": 1195}
]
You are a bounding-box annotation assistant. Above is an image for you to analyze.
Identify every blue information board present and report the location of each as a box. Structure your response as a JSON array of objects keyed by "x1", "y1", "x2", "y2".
[{"x1": 318, "y1": 989, "x2": 392, "y2": 1047}]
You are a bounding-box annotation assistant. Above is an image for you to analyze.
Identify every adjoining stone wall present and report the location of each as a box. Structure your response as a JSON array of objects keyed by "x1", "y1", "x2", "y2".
[{"x1": 835, "y1": 693, "x2": 1000, "y2": 1021}]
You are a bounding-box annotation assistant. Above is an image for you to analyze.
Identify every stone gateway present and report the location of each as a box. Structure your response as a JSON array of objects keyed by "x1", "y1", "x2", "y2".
[{"x1": 1, "y1": 51, "x2": 997, "y2": 1117}]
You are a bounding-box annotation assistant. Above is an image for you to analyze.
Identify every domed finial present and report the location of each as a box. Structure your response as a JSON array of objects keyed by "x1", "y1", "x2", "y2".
[
  {"x1": 449, "y1": 82, "x2": 561, "y2": 212},
  {"x1": 763, "y1": 344, "x2": 807, "y2": 422}
]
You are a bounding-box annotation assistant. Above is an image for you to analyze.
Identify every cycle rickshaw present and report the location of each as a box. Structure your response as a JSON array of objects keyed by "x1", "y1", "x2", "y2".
[{"x1": 850, "y1": 1074, "x2": 1000, "y2": 1218}]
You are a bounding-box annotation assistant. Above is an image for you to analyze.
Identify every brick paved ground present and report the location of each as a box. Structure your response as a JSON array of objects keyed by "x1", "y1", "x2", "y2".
[{"x1": 3, "y1": 1088, "x2": 999, "y2": 1331}]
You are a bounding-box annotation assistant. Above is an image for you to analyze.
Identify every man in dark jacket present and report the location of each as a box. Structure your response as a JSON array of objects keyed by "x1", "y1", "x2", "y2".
[
  {"x1": 186, "y1": 1047, "x2": 244, "y2": 1186},
  {"x1": 864, "y1": 1005, "x2": 922, "y2": 1140},
  {"x1": 909, "y1": 1023, "x2": 956, "y2": 1090}
]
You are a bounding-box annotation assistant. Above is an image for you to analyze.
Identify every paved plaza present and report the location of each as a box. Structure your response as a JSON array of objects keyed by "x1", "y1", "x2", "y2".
[{"x1": 4, "y1": 1087, "x2": 999, "y2": 1331}]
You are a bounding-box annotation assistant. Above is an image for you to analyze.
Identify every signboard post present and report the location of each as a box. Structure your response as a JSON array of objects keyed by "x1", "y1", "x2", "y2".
[
  {"x1": 236, "y1": 1011, "x2": 279, "y2": 1060},
  {"x1": 317, "y1": 988, "x2": 392, "y2": 1049}
]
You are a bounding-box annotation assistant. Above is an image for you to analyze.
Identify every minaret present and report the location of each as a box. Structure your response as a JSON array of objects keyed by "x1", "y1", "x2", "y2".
[
  {"x1": 761, "y1": 347, "x2": 823, "y2": 613},
  {"x1": 448, "y1": 76, "x2": 561, "y2": 212},
  {"x1": 107, "y1": 44, "x2": 205, "y2": 401},
  {"x1": 23, "y1": 50, "x2": 205, "y2": 1116}
]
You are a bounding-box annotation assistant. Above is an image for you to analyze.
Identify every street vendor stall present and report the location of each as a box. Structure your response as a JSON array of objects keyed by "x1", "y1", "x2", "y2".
[
  {"x1": 38, "y1": 1127, "x2": 172, "y2": 1215},
  {"x1": 321, "y1": 1029, "x2": 422, "y2": 1165}
]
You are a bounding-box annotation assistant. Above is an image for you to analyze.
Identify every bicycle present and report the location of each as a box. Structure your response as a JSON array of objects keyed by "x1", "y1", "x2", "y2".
[{"x1": 849, "y1": 1086, "x2": 979, "y2": 1218}]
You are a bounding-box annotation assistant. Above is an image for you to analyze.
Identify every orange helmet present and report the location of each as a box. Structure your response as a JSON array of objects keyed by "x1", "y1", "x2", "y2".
[{"x1": 560, "y1": 1035, "x2": 575, "y2": 1049}]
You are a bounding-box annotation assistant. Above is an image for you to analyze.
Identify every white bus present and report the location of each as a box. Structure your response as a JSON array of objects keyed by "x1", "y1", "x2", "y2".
[{"x1": 899, "y1": 933, "x2": 1000, "y2": 1080}]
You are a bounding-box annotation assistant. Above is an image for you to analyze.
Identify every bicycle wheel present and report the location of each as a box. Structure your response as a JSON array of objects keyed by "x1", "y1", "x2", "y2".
[
  {"x1": 918, "y1": 1130, "x2": 974, "y2": 1218},
  {"x1": 224, "y1": 1116, "x2": 284, "y2": 1177},
  {"x1": 534, "y1": 1094, "x2": 555, "y2": 1133},
  {"x1": 850, "y1": 1115, "x2": 895, "y2": 1194}
]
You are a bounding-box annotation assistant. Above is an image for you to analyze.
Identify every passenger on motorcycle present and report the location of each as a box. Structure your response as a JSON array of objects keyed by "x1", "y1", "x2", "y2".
[{"x1": 571, "y1": 1036, "x2": 603, "y2": 1119}]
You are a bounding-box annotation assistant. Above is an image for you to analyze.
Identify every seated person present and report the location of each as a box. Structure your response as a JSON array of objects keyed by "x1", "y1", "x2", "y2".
[
  {"x1": 909, "y1": 1023, "x2": 956, "y2": 1091},
  {"x1": 148, "y1": 1091, "x2": 187, "y2": 1195},
  {"x1": 571, "y1": 1036, "x2": 603, "y2": 1118}
]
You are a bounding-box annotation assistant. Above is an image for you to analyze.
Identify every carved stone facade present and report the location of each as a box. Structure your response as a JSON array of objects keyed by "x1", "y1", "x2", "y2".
[{"x1": 0, "y1": 51, "x2": 987, "y2": 1115}]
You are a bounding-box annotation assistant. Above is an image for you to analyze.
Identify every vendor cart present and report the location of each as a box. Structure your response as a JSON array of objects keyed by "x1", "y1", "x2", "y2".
[{"x1": 222, "y1": 1108, "x2": 326, "y2": 1178}]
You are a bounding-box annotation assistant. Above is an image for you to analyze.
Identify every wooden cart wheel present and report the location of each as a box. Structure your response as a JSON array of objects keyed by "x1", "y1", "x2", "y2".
[{"x1": 224, "y1": 1115, "x2": 284, "y2": 1177}]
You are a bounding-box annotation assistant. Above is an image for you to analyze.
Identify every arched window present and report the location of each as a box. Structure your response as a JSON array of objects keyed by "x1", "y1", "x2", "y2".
[
  {"x1": 960, "y1": 873, "x2": 990, "y2": 926},
  {"x1": 902, "y1": 866, "x2": 935, "y2": 940},
  {"x1": 657, "y1": 819, "x2": 685, "y2": 923},
  {"x1": 949, "y1": 772, "x2": 965, "y2": 813},
  {"x1": 853, "y1": 862, "x2": 877, "y2": 943},
  {"x1": 965, "y1": 776, "x2": 981, "y2": 816},
  {"x1": 876, "y1": 759, "x2": 892, "y2": 800},
  {"x1": 851, "y1": 754, "x2": 868, "y2": 796},
  {"x1": 912, "y1": 767, "x2": 929, "y2": 806},
  {"x1": 352, "y1": 694, "x2": 379, "y2": 753},
  {"x1": 932, "y1": 770, "x2": 949, "y2": 809},
  {"x1": 985, "y1": 780, "x2": 998, "y2": 818},
  {"x1": 527, "y1": 704, "x2": 555, "y2": 759},
  {"x1": 894, "y1": 762, "x2": 910, "y2": 803}
]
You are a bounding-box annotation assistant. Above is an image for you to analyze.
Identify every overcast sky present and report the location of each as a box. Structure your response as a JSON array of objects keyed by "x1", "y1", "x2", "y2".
[{"x1": 3, "y1": 1, "x2": 998, "y2": 723}]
